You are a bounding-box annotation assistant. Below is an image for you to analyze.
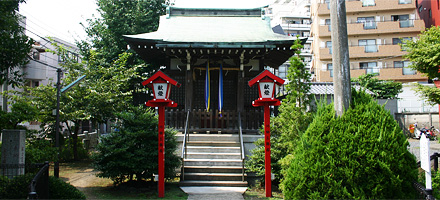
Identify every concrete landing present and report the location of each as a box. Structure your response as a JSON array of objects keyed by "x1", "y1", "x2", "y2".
[{"x1": 180, "y1": 186, "x2": 247, "y2": 200}]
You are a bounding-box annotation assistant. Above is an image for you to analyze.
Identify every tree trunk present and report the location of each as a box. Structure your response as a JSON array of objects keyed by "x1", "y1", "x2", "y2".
[{"x1": 72, "y1": 121, "x2": 80, "y2": 161}]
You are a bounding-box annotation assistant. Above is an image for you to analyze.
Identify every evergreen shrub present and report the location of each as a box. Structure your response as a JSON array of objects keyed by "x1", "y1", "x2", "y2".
[
  {"x1": 92, "y1": 105, "x2": 180, "y2": 184},
  {"x1": 281, "y1": 90, "x2": 418, "y2": 199}
]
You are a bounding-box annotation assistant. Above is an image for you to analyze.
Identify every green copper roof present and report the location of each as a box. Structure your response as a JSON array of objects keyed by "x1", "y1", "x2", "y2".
[{"x1": 123, "y1": 14, "x2": 296, "y2": 44}]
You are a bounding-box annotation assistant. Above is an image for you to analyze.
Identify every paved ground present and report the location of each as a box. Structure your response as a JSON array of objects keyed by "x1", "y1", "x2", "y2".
[
  {"x1": 180, "y1": 186, "x2": 247, "y2": 200},
  {"x1": 408, "y1": 138, "x2": 440, "y2": 161}
]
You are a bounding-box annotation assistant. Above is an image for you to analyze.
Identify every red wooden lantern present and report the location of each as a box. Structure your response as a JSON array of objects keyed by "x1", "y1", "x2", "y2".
[
  {"x1": 142, "y1": 70, "x2": 181, "y2": 107},
  {"x1": 248, "y1": 69, "x2": 285, "y2": 107},
  {"x1": 248, "y1": 69, "x2": 284, "y2": 197},
  {"x1": 142, "y1": 70, "x2": 180, "y2": 198}
]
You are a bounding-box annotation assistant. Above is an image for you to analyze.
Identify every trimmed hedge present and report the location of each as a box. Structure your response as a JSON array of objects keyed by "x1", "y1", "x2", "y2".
[
  {"x1": 0, "y1": 174, "x2": 85, "y2": 199},
  {"x1": 281, "y1": 90, "x2": 418, "y2": 199}
]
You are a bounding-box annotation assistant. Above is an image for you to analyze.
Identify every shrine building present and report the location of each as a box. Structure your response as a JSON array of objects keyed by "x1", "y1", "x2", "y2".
[{"x1": 124, "y1": 5, "x2": 304, "y2": 134}]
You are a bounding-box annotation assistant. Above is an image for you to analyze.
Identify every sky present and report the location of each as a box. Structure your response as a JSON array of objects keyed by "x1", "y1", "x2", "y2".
[{"x1": 19, "y1": 0, "x2": 274, "y2": 44}]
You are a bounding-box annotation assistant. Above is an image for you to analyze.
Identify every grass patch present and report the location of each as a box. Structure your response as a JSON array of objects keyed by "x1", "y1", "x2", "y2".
[{"x1": 244, "y1": 186, "x2": 283, "y2": 200}]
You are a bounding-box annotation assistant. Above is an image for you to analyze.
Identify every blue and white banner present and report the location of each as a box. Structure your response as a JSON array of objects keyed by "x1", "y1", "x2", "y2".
[
  {"x1": 219, "y1": 64, "x2": 224, "y2": 117},
  {"x1": 205, "y1": 61, "x2": 210, "y2": 111}
]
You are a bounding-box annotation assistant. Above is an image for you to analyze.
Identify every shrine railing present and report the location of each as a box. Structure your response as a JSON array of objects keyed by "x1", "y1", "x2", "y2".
[{"x1": 165, "y1": 109, "x2": 263, "y2": 134}]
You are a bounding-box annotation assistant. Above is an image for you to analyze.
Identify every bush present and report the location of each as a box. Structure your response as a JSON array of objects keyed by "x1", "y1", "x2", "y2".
[
  {"x1": 49, "y1": 176, "x2": 86, "y2": 199},
  {"x1": 60, "y1": 138, "x2": 89, "y2": 161},
  {"x1": 0, "y1": 174, "x2": 85, "y2": 199},
  {"x1": 26, "y1": 139, "x2": 57, "y2": 164},
  {"x1": 92, "y1": 105, "x2": 180, "y2": 185},
  {"x1": 281, "y1": 90, "x2": 418, "y2": 199}
]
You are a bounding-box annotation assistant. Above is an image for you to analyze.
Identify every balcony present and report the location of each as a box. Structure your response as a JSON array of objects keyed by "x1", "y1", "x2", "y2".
[
  {"x1": 24, "y1": 60, "x2": 47, "y2": 80},
  {"x1": 319, "y1": 44, "x2": 406, "y2": 60},
  {"x1": 281, "y1": 23, "x2": 311, "y2": 31},
  {"x1": 317, "y1": 66, "x2": 425, "y2": 82},
  {"x1": 317, "y1": 0, "x2": 416, "y2": 16},
  {"x1": 318, "y1": 19, "x2": 424, "y2": 37}
]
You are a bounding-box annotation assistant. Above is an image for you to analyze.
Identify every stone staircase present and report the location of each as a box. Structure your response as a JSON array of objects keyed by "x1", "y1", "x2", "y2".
[{"x1": 179, "y1": 134, "x2": 248, "y2": 187}]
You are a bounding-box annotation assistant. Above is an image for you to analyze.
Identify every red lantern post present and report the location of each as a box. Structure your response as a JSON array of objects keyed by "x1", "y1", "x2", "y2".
[
  {"x1": 248, "y1": 70, "x2": 284, "y2": 197},
  {"x1": 142, "y1": 71, "x2": 180, "y2": 198}
]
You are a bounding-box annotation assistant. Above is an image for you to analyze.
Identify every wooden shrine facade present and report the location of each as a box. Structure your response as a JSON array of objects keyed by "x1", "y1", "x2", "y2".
[{"x1": 124, "y1": 6, "x2": 303, "y2": 133}]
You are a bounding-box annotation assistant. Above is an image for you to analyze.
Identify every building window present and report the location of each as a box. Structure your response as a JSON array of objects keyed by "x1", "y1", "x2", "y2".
[
  {"x1": 328, "y1": 63, "x2": 333, "y2": 77},
  {"x1": 360, "y1": 62, "x2": 378, "y2": 74},
  {"x1": 326, "y1": 41, "x2": 332, "y2": 54},
  {"x1": 392, "y1": 14, "x2": 414, "y2": 28},
  {"x1": 359, "y1": 39, "x2": 377, "y2": 53},
  {"x1": 394, "y1": 61, "x2": 416, "y2": 75},
  {"x1": 362, "y1": 0, "x2": 375, "y2": 7},
  {"x1": 325, "y1": 19, "x2": 331, "y2": 31},
  {"x1": 357, "y1": 17, "x2": 376, "y2": 29},
  {"x1": 278, "y1": 64, "x2": 288, "y2": 79},
  {"x1": 398, "y1": 0, "x2": 411, "y2": 4}
]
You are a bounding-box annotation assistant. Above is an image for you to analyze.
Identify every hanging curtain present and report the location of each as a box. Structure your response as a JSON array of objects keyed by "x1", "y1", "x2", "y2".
[
  {"x1": 218, "y1": 64, "x2": 224, "y2": 117},
  {"x1": 205, "y1": 61, "x2": 210, "y2": 111}
]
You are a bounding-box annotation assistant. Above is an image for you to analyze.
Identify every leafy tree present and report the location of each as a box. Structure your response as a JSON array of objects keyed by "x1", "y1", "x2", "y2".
[
  {"x1": 352, "y1": 73, "x2": 402, "y2": 99},
  {"x1": 281, "y1": 90, "x2": 418, "y2": 199},
  {"x1": 0, "y1": 99, "x2": 38, "y2": 130},
  {"x1": 92, "y1": 105, "x2": 180, "y2": 185},
  {"x1": 0, "y1": 0, "x2": 34, "y2": 86},
  {"x1": 246, "y1": 38, "x2": 314, "y2": 185},
  {"x1": 80, "y1": 0, "x2": 167, "y2": 65},
  {"x1": 401, "y1": 26, "x2": 440, "y2": 80},
  {"x1": 401, "y1": 26, "x2": 440, "y2": 105}
]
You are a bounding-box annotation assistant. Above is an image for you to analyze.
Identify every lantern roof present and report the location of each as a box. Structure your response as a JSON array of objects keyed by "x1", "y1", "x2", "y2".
[
  {"x1": 142, "y1": 70, "x2": 181, "y2": 88},
  {"x1": 248, "y1": 69, "x2": 285, "y2": 87}
]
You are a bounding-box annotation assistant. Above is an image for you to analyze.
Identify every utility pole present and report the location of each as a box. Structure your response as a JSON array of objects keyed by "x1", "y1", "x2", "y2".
[
  {"x1": 2, "y1": 69, "x2": 8, "y2": 112},
  {"x1": 330, "y1": 0, "x2": 351, "y2": 116}
]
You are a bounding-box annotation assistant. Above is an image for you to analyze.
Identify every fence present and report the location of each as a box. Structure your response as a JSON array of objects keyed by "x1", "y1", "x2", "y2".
[
  {"x1": 28, "y1": 161, "x2": 50, "y2": 199},
  {"x1": 165, "y1": 109, "x2": 263, "y2": 134}
]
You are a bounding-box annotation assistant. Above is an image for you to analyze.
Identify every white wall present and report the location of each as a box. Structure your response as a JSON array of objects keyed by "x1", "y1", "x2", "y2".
[{"x1": 397, "y1": 83, "x2": 438, "y2": 113}]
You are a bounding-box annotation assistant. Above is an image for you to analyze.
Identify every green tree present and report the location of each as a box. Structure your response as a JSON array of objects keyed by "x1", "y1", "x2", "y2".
[
  {"x1": 281, "y1": 90, "x2": 418, "y2": 199},
  {"x1": 92, "y1": 105, "x2": 180, "y2": 185},
  {"x1": 80, "y1": 0, "x2": 167, "y2": 64},
  {"x1": 0, "y1": 0, "x2": 34, "y2": 86},
  {"x1": 246, "y1": 38, "x2": 314, "y2": 184},
  {"x1": 402, "y1": 26, "x2": 440, "y2": 80},
  {"x1": 352, "y1": 73, "x2": 403, "y2": 99},
  {"x1": 401, "y1": 26, "x2": 440, "y2": 105}
]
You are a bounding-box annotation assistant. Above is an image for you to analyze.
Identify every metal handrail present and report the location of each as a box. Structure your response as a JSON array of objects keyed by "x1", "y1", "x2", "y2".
[
  {"x1": 238, "y1": 112, "x2": 245, "y2": 182},
  {"x1": 28, "y1": 161, "x2": 50, "y2": 199},
  {"x1": 180, "y1": 110, "x2": 190, "y2": 181}
]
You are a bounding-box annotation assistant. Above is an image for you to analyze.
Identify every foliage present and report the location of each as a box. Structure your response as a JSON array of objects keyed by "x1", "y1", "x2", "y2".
[
  {"x1": 60, "y1": 138, "x2": 89, "y2": 161},
  {"x1": 281, "y1": 90, "x2": 418, "y2": 199},
  {"x1": 48, "y1": 176, "x2": 86, "y2": 199},
  {"x1": 25, "y1": 138, "x2": 57, "y2": 164},
  {"x1": 92, "y1": 105, "x2": 180, "y2": 185},
  {"x1": 401, "y1": 26, "x2": 440, "y2": 80},
  {"x1": 0, "y1": 0, "x2": 34, "y2": 86},
  {"x1": 246, "y1": 38, "x2": 314, "y2": 185},
  {"x1": 0, "y1": 174, "x2": 85, "y2": 199},
  {"x1": 0, "y1": 99, "x2": 38, "y2": 130},
  {"x1": 412, "y1": 82, "x2": 440, "y2": 105},
  {"x1": 79, "y1": 0, "x2": 167, "y2": 65},
  {"x1": 353, "y1": 73, "x2": 403, "y2": 99}
]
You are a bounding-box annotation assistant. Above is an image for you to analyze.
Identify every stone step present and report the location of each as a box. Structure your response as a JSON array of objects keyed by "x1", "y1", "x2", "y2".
[
  {"x1": 183, "y1": 166, "x2": 244, "y2": 174},
  {"x1": 186, "y1": 141, "x2": 240, "y2": 147},
  {"x1": 185, "y1": 146, "x2": 240, "y2": 153},
  {"x1": 185, "y1": 152, "x2": 242, "y2": 159},
  {"x1": 178, "y1": 134, "x2": 240, "y2": 142},
  {"x1": 179, "y1": 180, "x2": 248, "y2": 187},
  {"x1": 184, "y1": 159, "x2": 243, "y2": 167},
  {"x1": 183, "y1": 173, "x2": 246, "y2": 181}
]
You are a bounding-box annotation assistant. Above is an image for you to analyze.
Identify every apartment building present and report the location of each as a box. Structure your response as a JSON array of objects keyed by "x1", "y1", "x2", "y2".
[
  {"x1": 267, "y1": 0, "x2": 313, "y2": 80},
  {"x1": 310, "y1": 0, "x2": 427, "y2": 82}
]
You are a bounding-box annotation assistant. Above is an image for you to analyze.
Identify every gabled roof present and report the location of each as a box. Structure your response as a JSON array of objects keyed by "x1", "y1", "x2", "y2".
[
  {"x1": 248, "y1": 69, "x2": 285, "y2": 87},
  {"x1": 308, "y1": 82, "x2": 375, "y2": 95}
]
